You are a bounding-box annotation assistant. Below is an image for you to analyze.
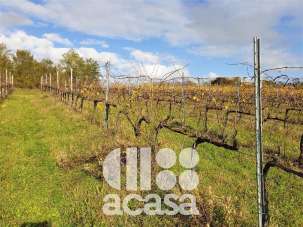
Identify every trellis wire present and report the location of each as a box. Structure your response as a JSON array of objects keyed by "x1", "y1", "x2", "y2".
[{"x1": 37, "y1": 43, "x2": 303, "y2": 226}]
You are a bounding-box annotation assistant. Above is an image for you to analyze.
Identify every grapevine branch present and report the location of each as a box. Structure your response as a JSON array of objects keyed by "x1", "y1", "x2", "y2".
[
  {"x1": 263, "y1": 135, "x2": 303, "y2": 224},
  {"x1": 119, "y1": 110, "x2": 150, "y2": 137},
  {"x1": 159, "y1": 120, "x2": 238, "y2": 151}
]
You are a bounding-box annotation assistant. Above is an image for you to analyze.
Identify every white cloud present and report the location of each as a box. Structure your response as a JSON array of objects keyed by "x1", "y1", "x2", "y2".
[
  {"x1": 77, "y1": 47, "x2": 120, "y2": 64},
  {"x1": 130, "y1": 49, "x2": 160, "y2": 64},
  {"x1": 0, "y1": 31, "x2": 118, "y2": 64},
  {"x1": 0, "y1": 0, "x2": 187, "y2": 41},
  {"x1": 2, "y1": 1, "x2": 302, "y2": 44},
  {"x1": 0, "y1": 11, "x2": 32, "y2": 32},
  {"x1": 261, "y1": 47, "x2": 301, "y2": 68},
  {"x1": 1, "y1": 0, "x2": 302, "y2": 66},
  {"x1": 100, "y1": 41, "x2": 109, "y2": 49},
  {"x1": 136, "y1": 64, "x2": 189, "y2": 79},
  {"x1": 2, "y1": 0, "x2": 301, "y2": 75},
  {"x1": 0, "y1": 30, "x2": 186, "y2": 78},
  {"x1": 207, "y1": 72, "x2": 221, "y2": 78},
  {"x1": 0, "y1": 30, "x2": 68, "y2": 62},
  {"x1": 190, "y1": 45, "x2": 240, "y2": 58},
  {"x1": 80, "y1": 39, "x2": 109, "y2": 48},
  {"x1": 43, "y1": 33, "x2": 72, "y2": 46}
]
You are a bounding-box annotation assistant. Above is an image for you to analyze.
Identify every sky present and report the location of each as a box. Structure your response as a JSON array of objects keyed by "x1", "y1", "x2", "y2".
[{"x1": 0, "y1": 0, "x2": 302, "y2": 78}]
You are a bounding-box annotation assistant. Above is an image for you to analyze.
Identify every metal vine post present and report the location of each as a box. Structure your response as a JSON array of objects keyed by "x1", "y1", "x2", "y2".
[{"x1": 254, "y1": 36, "x2": 266, "y2": 226}]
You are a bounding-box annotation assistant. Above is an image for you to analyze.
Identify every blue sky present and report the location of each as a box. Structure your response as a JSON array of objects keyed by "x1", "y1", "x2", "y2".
[{"x1": 0, "y1": 0, "x2": 302, "y2": 78}]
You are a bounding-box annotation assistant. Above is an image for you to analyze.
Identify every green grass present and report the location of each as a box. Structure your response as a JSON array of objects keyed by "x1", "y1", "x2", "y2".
[
  {"x1": 0, "y1": 89, "x2": 303, "y2": 226},
  {"x1": 0, "y1": 90, "x2": 109, "y2": 226}
]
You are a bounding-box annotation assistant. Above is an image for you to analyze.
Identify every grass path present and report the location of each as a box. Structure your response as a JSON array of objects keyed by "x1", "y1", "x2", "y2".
[{"x1": 0, "y1": 90, "x2": 103, "y2": 226}]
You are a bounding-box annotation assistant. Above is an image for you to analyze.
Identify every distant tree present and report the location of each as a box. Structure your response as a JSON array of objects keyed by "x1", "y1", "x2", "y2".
[
  {"x1": 0, "y1": 45, "x2": 101, "y2": 88},
  {"x1": 0, "y1": 43, "x2": 13, "y2": 75},
  {"x1": 84, "y1": 58, "x2": 100, "y2": 80},
  {"x1": 211, "y1": 77, "x2": 240, "y2": 86},
  {"x1": 61, "y1": 49, "x2": 85, "y2": 79},
  {"x1": 61, "y1": 49, "x2": 100, "y2": 81},
  {"x1": 13, "y1": 50, "x2": 37, "y2": 88}
]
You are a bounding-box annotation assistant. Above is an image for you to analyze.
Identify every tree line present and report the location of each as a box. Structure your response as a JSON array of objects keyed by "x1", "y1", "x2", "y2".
[{"x1": 0, "y1": 43, "x2": 100, "y2": 88}]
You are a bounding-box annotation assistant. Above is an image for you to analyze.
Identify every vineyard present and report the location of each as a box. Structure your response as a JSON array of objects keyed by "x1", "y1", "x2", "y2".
[{"x1": 39, "y1": 69, "x2": 303, "y2": 225}]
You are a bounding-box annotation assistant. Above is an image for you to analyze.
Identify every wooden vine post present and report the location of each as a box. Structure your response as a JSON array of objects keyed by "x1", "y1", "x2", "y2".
[
  {"x1": 70, "y1": 67, "x2": 73, "y2": 92},
  {"x1": 0, "y1": 73, "x2": 2, "y2": 98},
  {"x1": 299, "y1": 134, "x2": 303, "y2": 165},
  {"x1": 57, "y1": 70, "x2": 59, "y2": 91},
  {"x1": 49, "y1": 73, "x2": 52, "y2": 92},
  {"x1": 45, "y1": 74, "x2": 48, "y2": 91},
  {"x1": 104, "y1": 61, "x2": 110, "y2": 129},
  {"x1": 5, "y1": 69, "x2": 8, "y2": 96}
]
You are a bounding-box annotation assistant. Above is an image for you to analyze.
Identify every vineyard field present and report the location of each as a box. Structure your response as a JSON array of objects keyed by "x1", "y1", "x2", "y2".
[{"x1": 0, "y1": 89, "x2": 302, "y2": 226}]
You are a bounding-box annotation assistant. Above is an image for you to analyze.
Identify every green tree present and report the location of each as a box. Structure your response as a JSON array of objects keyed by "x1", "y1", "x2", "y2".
[
  {"x1": 61, "y1": 49, "x2": 100, "y2": 81},
  {"x1": 0, "y1": 45, "x2": 101, "y2": 88},
  {"x1": 13, "y1": 50, "x2": 37, "y2": 88},
  {"x1": 84, "y1": 58, "x2": 100, "y2": 80},
  {"x1": 61, "y1": 49, "x2": 85, "y2": 79},
  {"x1": 0, "y1": 43, "x2": 13, "y2": 77}
]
